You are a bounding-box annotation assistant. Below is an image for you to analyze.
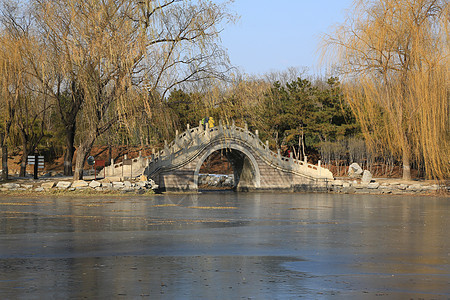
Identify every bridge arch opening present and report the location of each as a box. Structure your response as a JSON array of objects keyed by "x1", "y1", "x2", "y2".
[
  {"x1": 198, "y1": 149, "x2": 234, "y2": 190},
  {"x1": 194, "y1": 144, "x2": 261, "y2": 191}
]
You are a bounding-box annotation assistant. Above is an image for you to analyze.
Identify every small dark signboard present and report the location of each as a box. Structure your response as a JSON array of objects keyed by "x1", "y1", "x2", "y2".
[
  {"x1": 28, "y1": 155, "x2": 44, "y2": 179},
  {"x1": 94, "y1": 160, "x2": 105, "y2": 179},
  {"x1": 94, "y1": 160, "x2": 105, "y2": 167},
  {"x1": 122, "y1": 159, "x2": 132, "y2": 166}
]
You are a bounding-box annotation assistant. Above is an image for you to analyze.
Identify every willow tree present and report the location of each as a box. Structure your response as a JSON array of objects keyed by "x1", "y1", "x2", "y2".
[
  {"x1": 0, "y1": 32, "x2": 23, "y2": 179},
  {"x1": 1, "y1": 7, "x2": 51, "y2": 177},
  {"x1": 322, "y1": 0, "x2": 449, "y2": 180},
  {"x1": 32, "y1": 0, "x2": 234, "y2": 179},
  {"x1": 0, "y1": 1, "x2": 38, "y2": 178}
]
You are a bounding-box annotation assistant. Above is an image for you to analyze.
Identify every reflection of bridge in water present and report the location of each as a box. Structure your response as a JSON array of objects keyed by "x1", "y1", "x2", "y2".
[{"x1": 105, "y1": 121, "x2": 333, "y2": 192}]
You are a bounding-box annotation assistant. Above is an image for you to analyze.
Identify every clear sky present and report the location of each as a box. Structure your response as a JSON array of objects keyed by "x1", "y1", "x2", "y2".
[{"x1": 220, "y1": 0, "x2": 354, "y2": 76}]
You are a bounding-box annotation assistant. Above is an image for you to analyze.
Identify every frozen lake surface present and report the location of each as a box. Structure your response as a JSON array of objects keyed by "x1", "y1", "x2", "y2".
[{"x1": 0, "y1": 192, "x2": 449, "y2": 299}]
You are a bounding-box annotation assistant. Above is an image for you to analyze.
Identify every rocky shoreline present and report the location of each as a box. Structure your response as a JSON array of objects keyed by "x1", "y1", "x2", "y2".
[
  {"x1": 0, "y1": 175, "x2": 158, "y2": 195},
  {"x1": 329, "y1": 178, "x2": 447, "y2": 195},
  {"x1": 0, "y1": 174, "x2": 447, "y2": 196}
]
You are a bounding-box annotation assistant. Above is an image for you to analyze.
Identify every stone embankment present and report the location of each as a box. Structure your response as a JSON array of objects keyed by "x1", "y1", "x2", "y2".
[
  {"x1": 0, "y1": 174, "x2": 447, "y2": 195},
  {"x1": 337, "y1": 163, "x2": 448, "y2": 195},
  {"x1": 329, "y1": 179, "x2": 447, "y2": 195},
  {"x1": 0, "y1": 175, "x2": 158, "y2": 194}
]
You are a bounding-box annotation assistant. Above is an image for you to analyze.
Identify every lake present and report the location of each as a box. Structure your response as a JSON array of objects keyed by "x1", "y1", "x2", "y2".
[{"x1": 0, "y1": 192, "x2": 449, "y2": 299}]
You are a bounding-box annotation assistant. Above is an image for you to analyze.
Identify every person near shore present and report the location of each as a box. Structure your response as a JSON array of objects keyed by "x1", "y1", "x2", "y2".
[
  {"x1": 201, "y1": 117, "x2": 209, "y2": 129},
  {"x1": 208, "y1": 117, "x2": 215, "y2": 129}
]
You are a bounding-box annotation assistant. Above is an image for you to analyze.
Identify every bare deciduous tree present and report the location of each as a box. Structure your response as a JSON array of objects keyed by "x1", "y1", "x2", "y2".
[{"x1": 31, "y1": 0, "x2": 234, "y2": 179}]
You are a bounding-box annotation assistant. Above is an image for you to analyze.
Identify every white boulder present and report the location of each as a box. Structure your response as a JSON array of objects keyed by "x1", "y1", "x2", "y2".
[
  {"x1": 56, "y1": 181, "x2": 72, "y2": 189},
  {"x1": 41, "y1": 181, "x2": 56, "y2": 189},
  {"x1": 72, "y1": 180, "x2": 88, "y2": 188},
  {"x1": 348, "y1": 163, "x2": 363, "y2": 178},
  {"x1": 361, "y1": 170, "x2": 373, "y2": 183},
  {"x1": 89, "y1": 180, "x2": 102, "y2": 188}
]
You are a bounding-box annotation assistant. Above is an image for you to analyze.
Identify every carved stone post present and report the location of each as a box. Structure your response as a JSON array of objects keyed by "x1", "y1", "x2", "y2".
[
  {"x1": 109, "y1": 158, "x2": 114, "y2": 176},
  {"x1": 218, "y1": 119, "x2": 223, "y2": 135},
  {"x1": 244, "y1": 123, "x2": 248, "y2": 140},
  {"x1": 164, "y1": 140, "x2": 169, "y2": 155},
  {"x1": 253, "y1": 129, "x2": 259, "y2": 147},
  {"x1": 174, "y1": 130, "x2": 181, "y2": 150}
]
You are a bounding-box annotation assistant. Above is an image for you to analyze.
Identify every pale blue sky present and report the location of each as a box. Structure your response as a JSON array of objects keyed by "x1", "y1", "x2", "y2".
[{"x1": 220, "y1": 0, "x2": 354, "y2": 76}]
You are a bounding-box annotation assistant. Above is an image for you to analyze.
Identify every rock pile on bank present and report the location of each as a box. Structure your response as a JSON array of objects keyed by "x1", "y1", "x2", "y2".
[
  {"x1": 0, "y1": 173, "x2": 447, "y2": 195},
  {"x1": 198, "y1": 174, "x2": 234, "y2": 188},
  {"x1": 330, "y1": 179, "x2": 445, "y2": 195},
  {"x1": 0, "y1": 176, "x2": 158, "y2": 194}
]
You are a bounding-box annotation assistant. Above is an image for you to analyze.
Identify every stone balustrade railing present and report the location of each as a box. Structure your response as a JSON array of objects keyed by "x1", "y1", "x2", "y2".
[
  {"x1": 104, "y1": 153, "x2": 148, "y2": 178},
  {"x1": 146, "y1": 121, "x2": 333, "y2": 180},
  {"x1": 104, "y1": 121, "x2": 333, "y2": 180}
]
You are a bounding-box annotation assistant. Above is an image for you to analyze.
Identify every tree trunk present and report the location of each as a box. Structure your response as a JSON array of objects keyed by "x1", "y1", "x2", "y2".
[
  {"x1": 19, "y1": 132, "x2": 30, "y2": 177},
  {"x1": 1, "y1": 135, "x2": 8, "y2": 180},
  {"x1": 108, "y1": 144, "x2": 112, "y2": 166},
  {"x1": 73, "y1": 136, "x2": 96, "y2": 180},
  {"x1": 63, "y1": 124, "x2": 76, "y2": 176},
  {"x1": 292, "y1": 145, "x2": 298, "y2": 161},
  {"x1": 402, "y1": 147, "x2": 412, "y2": 181},
  {"x1": 19, "y1": 148, "x2": 29, "y2": 177},
  {"x1": 301, "y1": 129, "x2": 306, "y2": 160}
]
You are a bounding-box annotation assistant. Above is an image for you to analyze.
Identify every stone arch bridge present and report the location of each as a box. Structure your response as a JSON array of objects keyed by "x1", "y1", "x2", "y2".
[{"x1": 104, "y1": 122, "x2": 333, "y2": 192}]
